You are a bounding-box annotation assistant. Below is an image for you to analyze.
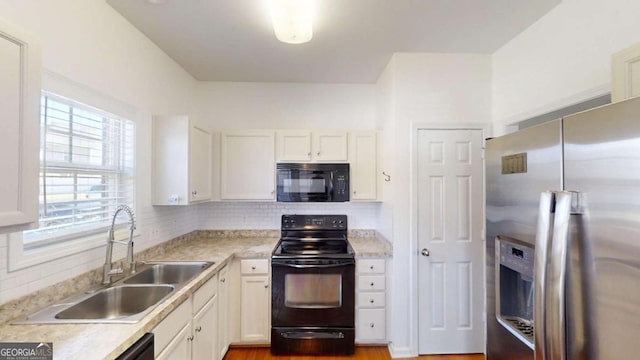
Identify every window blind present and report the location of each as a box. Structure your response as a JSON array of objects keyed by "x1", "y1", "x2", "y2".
[{"x1": 24, "y1": 93, "x2": 135, "y2": 249}]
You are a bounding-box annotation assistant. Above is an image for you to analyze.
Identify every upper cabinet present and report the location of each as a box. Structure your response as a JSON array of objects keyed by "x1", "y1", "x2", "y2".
[
  {"x1": 349, "y1": 132, "x2": 380, "y2": 201},
  {"x1": 152, "y1": 115, "x2": 212, "y2": 205},
  {"x1": 221, "y1": 131, "x2": 275, "y2": 200},
  {"x1": 0, "y1": 20, "x2": 41, "y2": 233},
  {"x1": 276, "y1": 130, "x2": 348, "y2": 162},
  {"x1": 612, "y1": 42, "x2": 640, "y2": 102}
]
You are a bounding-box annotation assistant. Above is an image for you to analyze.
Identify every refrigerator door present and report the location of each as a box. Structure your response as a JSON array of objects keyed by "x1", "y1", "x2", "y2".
[
  {"x1": 486, "y1": 120, "x2": 563, "y2": 359},
  {"x1": 563, "y1": 96, "x2": 640, "y2": 359}
]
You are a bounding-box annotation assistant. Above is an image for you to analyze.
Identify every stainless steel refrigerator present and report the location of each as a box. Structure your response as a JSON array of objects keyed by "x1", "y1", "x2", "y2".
[{"x1": 486, "y1": 96, "x2": 640, "y2": 359}]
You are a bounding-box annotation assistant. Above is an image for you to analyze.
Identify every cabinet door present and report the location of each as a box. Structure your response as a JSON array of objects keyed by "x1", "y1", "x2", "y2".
[
  {"x1": 313, "y1": 131, "x2": 348, "y2": 162},
  {"x1": 193, "y1": 296, "x2": 218, "y2": 360},
  {"x1": 349, "y1": 132, "x2": 378, "y2": 200},
  {"x1": 240, "y1": 275, "x2": 270, "y2": 342},
  {"x1": 189, "y1": 125, "x2": 212, "y2": 202},
  {"x1": 156, "y1": 322, "x2": 192, "y2": 360},
  {"x1": 0, "y1": 20, "x2": 40, "y2": 232},
  {"x1": 277, "y1": 130, "x2": 312, "y2": 161},
  {"x1": 612, "y1": 42, "x2": 640, "y2": 102},
  {"x1": 218, "y1": 265, "x2": 230, "y2": 359},
  {"x1": 221, "y1": 131, "x2": 275, "y2": 200}
]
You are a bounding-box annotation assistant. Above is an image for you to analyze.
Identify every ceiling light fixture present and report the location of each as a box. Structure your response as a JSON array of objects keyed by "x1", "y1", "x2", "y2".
[{"x1": 268, "y1": 0, "x2": 314, "y2": 44}]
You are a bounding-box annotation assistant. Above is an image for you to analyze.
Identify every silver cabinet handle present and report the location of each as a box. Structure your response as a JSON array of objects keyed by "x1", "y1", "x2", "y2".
[
  {"x1": 421, "y1": 248, "x2": 430, "y2": 257},
  {"x1": 369, "y1": 323, "x2": 375, "y2": 328},
  {"x1": 195, "y1": 326, "x2": 202, "y2": 332},
  {"x1": 370, "y1": 282, "x2": 375, "y2": 287},
  {"x1": 317, "y1": 151, "x2": 321, "y2": 156},
  {"x1": 264, "y1": 283, "x2": 269, "y2": 288},
  {"x1": 307, "y1": 152, "x2": 311, "y2": 157},
  {"x1": 369, "y1": 265, "x2": 374, "y2": 270},
  {"x1": 191, "y1": 190, "x2": 197, "y2": 196},
  {"x1": 252, "y1": 266, "x2": 256, "y2": 270},
  {"x1": 369, "y1": 299, "x2": 375, "y2": 304},
  {"x1": 220, "y1": 278, "x2": 226, "y2": 283}
]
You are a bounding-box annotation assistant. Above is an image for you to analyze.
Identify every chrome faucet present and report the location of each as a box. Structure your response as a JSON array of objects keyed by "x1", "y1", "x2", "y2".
[{"x1": 103, "y1": 204, "x2": 136, "y2": 285}]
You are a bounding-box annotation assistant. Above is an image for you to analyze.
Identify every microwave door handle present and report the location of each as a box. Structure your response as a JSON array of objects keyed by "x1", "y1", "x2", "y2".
[
  {"x1": 328, "y1": 172, "x2": 334, "y2": 200},
  {"x1": 534, "y1": 191, "x2": 555, "y2": 360}
]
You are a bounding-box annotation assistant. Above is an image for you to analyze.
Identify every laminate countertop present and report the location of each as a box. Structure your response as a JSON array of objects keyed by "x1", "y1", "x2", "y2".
[{"x1": 0, "y1": 231, "x2": 391, "y2": 360}]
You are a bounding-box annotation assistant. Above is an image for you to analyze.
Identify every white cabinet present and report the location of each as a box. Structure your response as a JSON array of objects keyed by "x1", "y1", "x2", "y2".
[
  {"x1": 355, "y1": 258, "x2": 387, "y2": 343},
  {"x1": 276, "y1": 130, "x2": 348, "y2": 162},
  {"x1": 152, "y1": 115, "x2": 212, "y2": 205},
  {"x1": 240, "y1": 259, "x2": 270, "y2": 343},
  {"x1": 221, "y1": 131, "x2": 275, "y2": 200},
  {"x1": 612, "y1": 42, "x2": 640, "y2": 102},
  {"x1": 155, "y1": 273, "x2": 219, "y2": 359},
  {"x1": 217, "y1": 264, "x2": 230, "y2": 359},
  {"x1": 349, "y1": 131, "x2": 379, "y2": 201},
  {"x1": 0, "y1": 19, "x2": 40, "y2": 232}
]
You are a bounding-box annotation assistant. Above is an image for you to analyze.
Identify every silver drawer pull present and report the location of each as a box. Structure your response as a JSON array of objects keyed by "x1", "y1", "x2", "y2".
[
  {"x1": 370, "y1": 282, "x2": 375, "y2": 287},
  {"x1": 369, "y1": 265, "x2": 374, "y2": 270},
  {"x1": 252, "y1": 266, "x2": 256, "y2": 270},
  {"x1": 369, "y1": 323, "x2": 375, "y2": 328},
  {"x1": 369, "y1": 299, "x2": 375, "y2": 304}
]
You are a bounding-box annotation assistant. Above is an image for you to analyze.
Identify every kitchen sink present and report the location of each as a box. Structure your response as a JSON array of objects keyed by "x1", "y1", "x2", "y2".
[
  {"x1": 55, "y1": 285, "x2": 174, "y2": 320},
  {"x1": 15, "y1": 261, "x2": 214, "y2": 324},
  {"x1": 124, "y1": 262, "x2": 211, "y2": 285}
]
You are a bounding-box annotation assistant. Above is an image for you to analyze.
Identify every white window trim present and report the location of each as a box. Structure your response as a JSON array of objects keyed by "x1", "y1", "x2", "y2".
[{"x1": 7, "y1": 70, "x2": 139, "y2": 272}]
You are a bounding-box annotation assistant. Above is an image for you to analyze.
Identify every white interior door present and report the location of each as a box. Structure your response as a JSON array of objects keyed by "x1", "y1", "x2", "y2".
[{"x1": 417, "y1": 129, "x2": 484, "y2": 354}]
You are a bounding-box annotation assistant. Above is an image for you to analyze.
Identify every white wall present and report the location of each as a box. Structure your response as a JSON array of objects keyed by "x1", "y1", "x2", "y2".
[
  {"x1": 377, "y1": 53, "x2": 492, "y2": 357},
  {"x1": 195, "y1": 81, "x2": 376, "y2": 129},
  {"x1": 492, "y1": 0, "x2": 640, "y2": 134},
  {"x1": 0, "y1": 0, "x2": 199, "y2": 304}
]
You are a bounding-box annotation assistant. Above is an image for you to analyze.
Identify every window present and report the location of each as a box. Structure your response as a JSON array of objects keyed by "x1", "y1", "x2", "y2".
[{"x1": 23, "y1": 92, "x2": 135, "y2": 249}]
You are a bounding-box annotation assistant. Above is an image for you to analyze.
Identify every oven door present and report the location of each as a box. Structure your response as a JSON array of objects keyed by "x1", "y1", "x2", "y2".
[
  {"x1": 276, "y1": 168, "x2": 332, "y2": 202},
  {"x1": 271, "y1": 258, "x2": 355, "y2": 327}
]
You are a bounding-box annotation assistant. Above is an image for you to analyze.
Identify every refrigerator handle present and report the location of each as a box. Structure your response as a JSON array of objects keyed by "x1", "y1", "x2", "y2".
[
  {"x1": 546, "y1": 191, "x2": 573, "y2": 360},
  {"x1": 534, "y1": 191, "x2": 555, "y2": 360}
]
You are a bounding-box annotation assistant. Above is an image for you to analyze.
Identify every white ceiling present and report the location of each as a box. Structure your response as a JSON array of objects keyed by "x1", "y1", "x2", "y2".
[{"x1": 107, "y1": 0, "x2": 560, "y2": 84}]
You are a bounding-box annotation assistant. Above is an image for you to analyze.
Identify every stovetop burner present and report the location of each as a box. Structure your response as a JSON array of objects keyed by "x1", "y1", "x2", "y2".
[{"x1": 272, "y1": 214, "x2": 354, "y2": 260}]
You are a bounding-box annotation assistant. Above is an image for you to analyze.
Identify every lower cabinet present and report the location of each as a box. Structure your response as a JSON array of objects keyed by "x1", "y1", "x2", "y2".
[
  {"x1": 240, "y1": 259, "x2": 271, "y2": 343},
  {"x1": 154, "y1": 273, "x2": 219, "y2": 359},
  {"x1": 355, "y1": 258, "x2": 387, "y2": 343}
]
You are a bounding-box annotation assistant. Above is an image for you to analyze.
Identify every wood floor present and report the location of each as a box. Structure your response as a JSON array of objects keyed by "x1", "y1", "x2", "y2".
[{"x1": 223, "y1": 346, "x2": 485, "y2": 360}]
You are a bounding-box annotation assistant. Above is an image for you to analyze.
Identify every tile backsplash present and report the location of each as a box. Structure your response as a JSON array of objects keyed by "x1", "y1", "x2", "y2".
[
  {"x1": 0, "y1": 201, "x2": 381, "y2": 305},
  {"x1": 197, "y1": 201, "x2": 381, "y2": 229}
]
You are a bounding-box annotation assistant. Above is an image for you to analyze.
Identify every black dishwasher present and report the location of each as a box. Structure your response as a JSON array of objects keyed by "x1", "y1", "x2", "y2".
[{"x1": 116, "y1": 333, "x2": 154, "y2": 360}]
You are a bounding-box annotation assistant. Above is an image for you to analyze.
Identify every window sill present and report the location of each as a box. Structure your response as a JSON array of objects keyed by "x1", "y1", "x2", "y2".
[{"x1": 8, "y1": 227, "x2": 139, "y2": 272}]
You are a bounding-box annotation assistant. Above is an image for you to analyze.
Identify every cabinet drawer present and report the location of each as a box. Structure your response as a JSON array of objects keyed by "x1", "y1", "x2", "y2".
[
  {"x1": 357, "y1": 292, "x2": 385, "y2": 308},
  {"x1": 241, "y1": 259, "x2": 269, "y2": 275},
  {"x1": 193, "y1": 273, "x2": 217, "y2": 314},
  {"x1": 357, "y1": 308, "x2": 386, "y2": 342},
  {"x1": 357, "y1": 275, "x2": 385, "y2": 291},
  {"x1": 153, "y1": 299, "x2": 192, "y2": 356},
  {"x1": 357, "y1": 259, "x2": 385, "y2": 274}
]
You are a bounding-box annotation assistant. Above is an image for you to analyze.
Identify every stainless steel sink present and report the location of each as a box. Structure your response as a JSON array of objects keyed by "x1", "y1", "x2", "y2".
[
  {"x1": 124, "y1": 262, "x2": 211, "y2": 285},
  {"x1": 15, "y1": 261, "x2": 214, "y2": 324},
  {"x1": 55, "y1": 285, "x2": 174, "y2": 320}
]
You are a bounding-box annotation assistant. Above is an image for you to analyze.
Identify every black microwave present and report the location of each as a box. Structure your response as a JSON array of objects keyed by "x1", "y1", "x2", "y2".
[{"x1": 276, "y1": 163, "x2": 349, "y2": 202}]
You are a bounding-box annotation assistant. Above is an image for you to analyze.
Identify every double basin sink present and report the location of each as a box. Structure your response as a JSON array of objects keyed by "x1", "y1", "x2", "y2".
[{"x1": 17, "y1": 261, "x2": 213, "y2": 324}]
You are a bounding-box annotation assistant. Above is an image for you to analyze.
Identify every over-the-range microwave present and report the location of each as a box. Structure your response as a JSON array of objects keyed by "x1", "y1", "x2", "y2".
[{"x1": 276, "y1": 163, "x2": 349, "y2": 202}]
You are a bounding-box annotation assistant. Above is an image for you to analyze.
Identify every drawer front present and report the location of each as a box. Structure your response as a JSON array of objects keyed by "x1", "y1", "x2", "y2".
[
  {"x1": 193, "y1": 273, "x2": 218, "y2": 314},
  {"x1": 357, "y1": 292, "x2": 385, "y2": 308},
  {"x1": 241, "y1": 259, "x2": 269, "y2": 275},
  {"x1": 153, "y1": 299, "x2": 192, "y2": 356},
  {"x1": 357, "y1": 308, "x2": 386, "y2": 342},
  {"x1": 357, "y1": 275, "x2": 385, "y2": 291},
  {"x1": 357, "y1": 259, "x2": 385, "y2": 274}
]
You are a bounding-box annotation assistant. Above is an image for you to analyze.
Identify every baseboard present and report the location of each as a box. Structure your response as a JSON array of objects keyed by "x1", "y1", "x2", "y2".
[{"x1": 388, "y1": 342, "x2": 417, "y2": 358}]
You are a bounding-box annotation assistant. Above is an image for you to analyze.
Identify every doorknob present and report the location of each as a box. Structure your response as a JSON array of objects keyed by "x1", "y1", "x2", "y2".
[{"x1": 421, "y1": 248, "x2": 430, "y2": 257}]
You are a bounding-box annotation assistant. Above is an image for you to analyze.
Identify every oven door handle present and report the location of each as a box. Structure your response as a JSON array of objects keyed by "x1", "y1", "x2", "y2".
[{"x1": 272, "y1": 262, "x2": 353, "y2": 269}]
